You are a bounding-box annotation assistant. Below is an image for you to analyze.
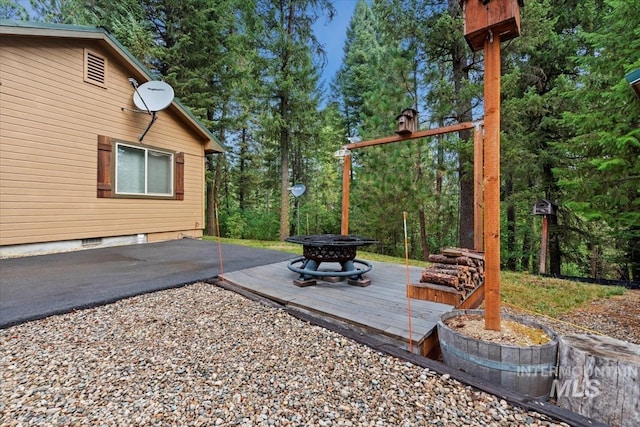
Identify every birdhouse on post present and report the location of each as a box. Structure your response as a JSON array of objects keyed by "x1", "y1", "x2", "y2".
[
  {"x1": 533, "y1": 199, "x2": 557, "y2": 275},
  {"x1": 460, "y1": 0, "x2": 523, "y2": 52},
  {"x1": 533, "y1": 199, "x2": 558, "y2": 217},
  {"x1": 395, "y1": 108, "x2": 418, "y2": 135}
]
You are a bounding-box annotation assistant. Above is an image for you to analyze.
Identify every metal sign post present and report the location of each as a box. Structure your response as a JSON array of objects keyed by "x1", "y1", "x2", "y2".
[{"x1": 289, "y1": 184, "x2": 306, "y2": 235}]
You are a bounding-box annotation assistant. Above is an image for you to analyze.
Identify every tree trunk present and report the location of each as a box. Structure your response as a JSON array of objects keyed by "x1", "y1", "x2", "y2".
[
  {"x1": 549, "y1": 213, "x2": 561, "y2": 275},
  {"x1": 279, "y1": 105, "x2": 291, "y2": 241},
  {"x1": 278, "y1": 0, "x2": 295, "y2": 241},
  {"x1": 205, "y1": 155, "x2": 216, "y2": 236},
  {"x1": 557, "y1": 334, "x2": 640, "y2": 427},
  {"x1": 436, "y1": 126, "x2": 445, "y2": 249},
  {"x1": 414, "y1": 138, "x2": 430, "y2": 261},
  {"x1": 206, "y1": 153, "x2": 225, "y2": 236},
  {"x1": 629, "y1": 231, "x2": 640, "y2": 281},
  {"x1": 542, "y1": 155, "x2": 561, "y2": 275},
  {"x1": 206, "y1": 102, "x2": 226, "y2": 237},
  {"x1": 239, "y1": 127, "x2": 247, "y2": 211},
  {"x1": 505, "y1": 176, "x2": 517, "y2": 270},
  {"x1": 419, "y1": 209, "x2": 430, "y2": 260},
  {"x1": 448, "y1": 0, "x2": 474, "y2": 249},
  {"x1": 521, "y1": 215, "x2": 533, "y2": 272},
  {"x1": 458, "y1": 133, "x2": 474, "y2": 249}
]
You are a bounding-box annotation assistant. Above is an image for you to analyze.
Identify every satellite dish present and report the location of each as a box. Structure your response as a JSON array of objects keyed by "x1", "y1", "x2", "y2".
[
  {"x1": 133, "y1": 81, "x2": 175, "y2": 112},
  {"x1": 290, "y1": 184, "x2": 306, "y2": 198}
]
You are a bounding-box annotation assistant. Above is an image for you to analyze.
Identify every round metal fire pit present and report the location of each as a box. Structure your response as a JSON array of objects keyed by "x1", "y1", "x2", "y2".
[{"x1": 285, "y1": 234, "x2": 377, "y2": 287}]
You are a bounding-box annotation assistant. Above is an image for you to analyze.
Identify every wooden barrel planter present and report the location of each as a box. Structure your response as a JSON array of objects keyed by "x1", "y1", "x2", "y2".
[{"x1": 438, "y1": 309, "x2": 558, "y2": 400}]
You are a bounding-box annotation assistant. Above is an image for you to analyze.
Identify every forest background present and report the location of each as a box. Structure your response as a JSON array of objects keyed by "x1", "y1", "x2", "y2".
[{"x1": 2, "y1": 0, "x2": 639, "y2": 281}]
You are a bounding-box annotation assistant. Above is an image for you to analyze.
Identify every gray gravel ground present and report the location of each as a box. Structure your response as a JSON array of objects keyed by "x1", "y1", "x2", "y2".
[{"x1": 1, "y1": 283, "x2": 571, "y2": 426}]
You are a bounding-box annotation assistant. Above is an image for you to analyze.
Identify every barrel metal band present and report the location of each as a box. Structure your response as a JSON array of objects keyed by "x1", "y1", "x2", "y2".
[{"x1": 439, "y1": 339, "x2": 556, "y2": 373}]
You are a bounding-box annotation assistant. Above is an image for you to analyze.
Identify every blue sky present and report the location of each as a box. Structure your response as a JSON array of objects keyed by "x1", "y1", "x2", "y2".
[{"x1": 313, "y1": 1, "x2": 358, "y2": 90}]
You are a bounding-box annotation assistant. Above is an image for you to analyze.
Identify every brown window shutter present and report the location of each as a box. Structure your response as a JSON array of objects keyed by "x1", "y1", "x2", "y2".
[
  {"x1": 175, "y1": 152, "x2": 184, "y2": 200},
  {"x1": 97, "y1": 135, "x2": 112, "y2": 198}
]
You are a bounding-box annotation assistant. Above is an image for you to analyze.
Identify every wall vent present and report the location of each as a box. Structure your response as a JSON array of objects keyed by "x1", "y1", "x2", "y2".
[
  {"x1": 84, "y1": 49, "x2": 107, "y2": 88},
  {"x1": 81, "y1": 237, "x2": 103, "y2": 247}
]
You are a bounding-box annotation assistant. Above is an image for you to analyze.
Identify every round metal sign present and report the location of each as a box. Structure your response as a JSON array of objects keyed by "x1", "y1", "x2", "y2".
[{"x1": 290, "y1": 184, "x2": 306, "y2": 197}]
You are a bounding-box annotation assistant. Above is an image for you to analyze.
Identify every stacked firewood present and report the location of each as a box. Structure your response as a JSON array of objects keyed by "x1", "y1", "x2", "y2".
[{"x1": 420, "y1": 247, "x2": 485, "y2": 295}]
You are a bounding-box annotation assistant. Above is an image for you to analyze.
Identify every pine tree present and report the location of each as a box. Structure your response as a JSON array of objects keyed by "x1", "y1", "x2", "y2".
[
  {"x1": 255, "y1": 0, "x2": 334, "y2": 241},
  {"x1": 557, "y1": 0, "x2": 640, "y2": 280}
]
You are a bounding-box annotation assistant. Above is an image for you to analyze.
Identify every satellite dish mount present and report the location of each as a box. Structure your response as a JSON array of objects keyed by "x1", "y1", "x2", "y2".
[{"x1": 122, "y1": 79, "x2": 175, "y2": 142}]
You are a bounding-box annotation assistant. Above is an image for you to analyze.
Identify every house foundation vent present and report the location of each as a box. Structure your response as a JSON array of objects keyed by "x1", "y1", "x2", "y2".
[{"x1": 81, "y1": 238, "x2": 103, "y2": 247}]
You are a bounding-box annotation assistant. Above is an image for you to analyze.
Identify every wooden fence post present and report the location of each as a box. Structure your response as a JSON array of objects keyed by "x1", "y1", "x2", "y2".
[
  {"x1": 341, "y1": 153, "x2": 351, "y2": 235},
  {"x1": 474, "y1": 124, "x2": 484, "y2": 252}
]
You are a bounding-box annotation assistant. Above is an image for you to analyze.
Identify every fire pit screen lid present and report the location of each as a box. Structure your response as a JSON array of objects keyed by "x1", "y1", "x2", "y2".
[{"x1": 285, "y1": 234, "x2": 377, "y2": 247}]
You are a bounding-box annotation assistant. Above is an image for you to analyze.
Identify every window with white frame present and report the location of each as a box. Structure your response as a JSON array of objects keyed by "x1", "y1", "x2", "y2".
[{"x1": 115, "y1": 142, "x2": 174, "y2": 197}]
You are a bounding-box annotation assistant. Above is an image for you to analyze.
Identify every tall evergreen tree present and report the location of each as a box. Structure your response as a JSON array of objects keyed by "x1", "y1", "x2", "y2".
[
  {"x1": 501, "y1": 0, "x2": 561, "y2": 272},
  {"x1": 371, "y1": 0, "x2": 437, "y2": 259},
  {"x1": 255, "y1": 0, "x2": 334, "y2": 241},
  {"x1": 333, "y1": 0, "x2": 383, "y2": 138},
  {"x1": 500, "y1": 0, "x2": 606, "y2": 275},
  {"x1": 557, "y1": 0, "x2": 640, "y2": 280},
  {"x1": 333, "y1": 0, "x2": 413, "y2": 255}
]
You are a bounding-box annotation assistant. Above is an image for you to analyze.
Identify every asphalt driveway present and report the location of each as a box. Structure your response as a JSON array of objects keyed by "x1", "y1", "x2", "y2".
[{"x1": 0, "y1": 239, "x2": 293, "y2": 328}]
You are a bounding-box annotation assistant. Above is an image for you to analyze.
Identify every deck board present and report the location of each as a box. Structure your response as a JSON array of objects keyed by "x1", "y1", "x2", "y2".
[{"x1": 222, "y1": 260, "x2": 455, "y2": 353}]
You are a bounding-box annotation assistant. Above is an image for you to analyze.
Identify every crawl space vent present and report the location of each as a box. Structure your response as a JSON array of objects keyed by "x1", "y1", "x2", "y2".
[{"x1": 81, "y1": 237, "x2": 102, "y2": 247}]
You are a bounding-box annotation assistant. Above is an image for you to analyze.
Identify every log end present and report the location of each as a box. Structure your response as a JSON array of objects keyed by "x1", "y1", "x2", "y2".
[{"x1": 561, "y1": 334, "x2": 640, "y2": 364}]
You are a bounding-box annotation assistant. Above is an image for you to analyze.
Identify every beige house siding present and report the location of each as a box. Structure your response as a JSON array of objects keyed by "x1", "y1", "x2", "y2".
[{"x1": 0, "y1": 32, "x2": 216, "y2": 249}]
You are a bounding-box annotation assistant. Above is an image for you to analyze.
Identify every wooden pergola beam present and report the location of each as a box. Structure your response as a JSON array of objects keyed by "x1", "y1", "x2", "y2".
[
  {"x1": 340, "y1": 121, "x2": 482, "y2": 238},
  {"x1": 344, "y1": 122, "x2": 477, "y2": 150}
]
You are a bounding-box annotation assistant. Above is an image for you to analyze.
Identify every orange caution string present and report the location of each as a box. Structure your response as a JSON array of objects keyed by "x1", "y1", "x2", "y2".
[
  {"x1": 403, "y1": 211, "x2": 413, "y2": 353},
  {"x1": 215, "y1": 203, "x2": 224, "y2": 279}
]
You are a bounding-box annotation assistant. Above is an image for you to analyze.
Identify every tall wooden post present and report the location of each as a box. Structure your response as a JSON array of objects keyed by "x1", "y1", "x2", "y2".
[
  {"x1": 473, "y1": 124, "x2": 484, "y2": 251},
  {"x1": 539, "y1": 215, "x2": 549, "y2": 274},
  {"x1": 341, "y1": 153, "x2": 351, "y2": 235},
  {"x1": 483, "y1": 33, "x2": 501, "y2": 331}
]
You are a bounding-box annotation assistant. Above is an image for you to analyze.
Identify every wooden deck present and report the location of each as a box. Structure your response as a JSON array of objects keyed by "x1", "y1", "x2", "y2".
[{"x1": 221, "y1": 260, "x2": 455, "y2": 356}]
